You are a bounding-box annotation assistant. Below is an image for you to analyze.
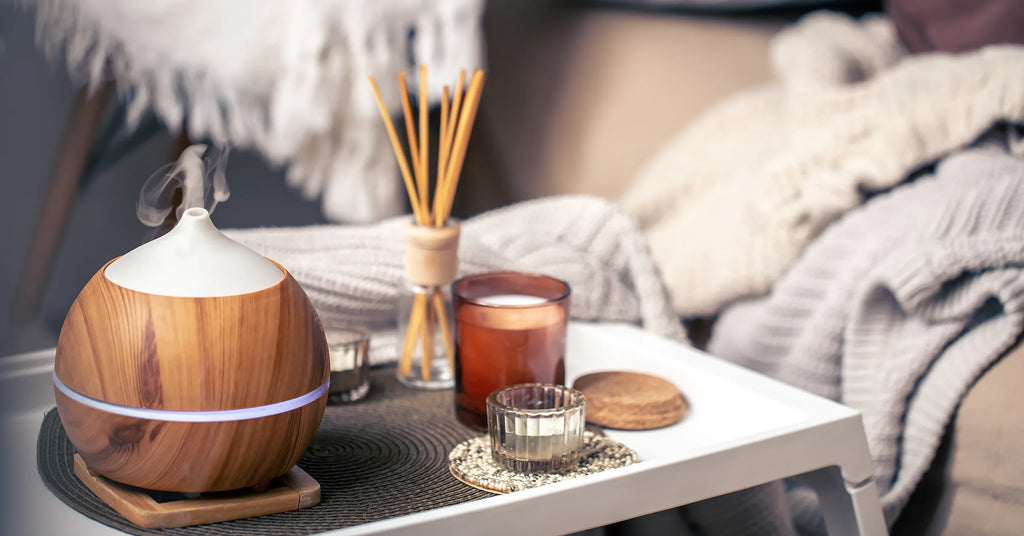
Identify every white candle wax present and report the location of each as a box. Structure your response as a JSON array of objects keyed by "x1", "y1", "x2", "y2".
[{"x1": 476, "y1": 293, "x2": 548, "y2": 306}]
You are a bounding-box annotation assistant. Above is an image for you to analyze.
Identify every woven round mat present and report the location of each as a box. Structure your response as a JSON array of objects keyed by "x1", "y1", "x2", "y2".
[
  {"x1": 37, "y1": 367, "x2": 490, "y2": 535},
  {"x1": 449, "y1": 432, "x2": 638, "y2": 494}
]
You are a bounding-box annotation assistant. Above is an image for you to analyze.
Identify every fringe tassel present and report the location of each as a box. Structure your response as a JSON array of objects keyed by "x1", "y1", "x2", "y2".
[{"x1": 27, "y1": 0, "x2": 485, "y2": 223}]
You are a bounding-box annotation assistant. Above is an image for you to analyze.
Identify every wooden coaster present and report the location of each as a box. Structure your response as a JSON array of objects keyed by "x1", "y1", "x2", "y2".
[
  {"x1": 573, "y1": 371, "x2": 687, "y2": 430},
  {"x1": 73, "y1": 454, "x2": 320, "y2": 529}
]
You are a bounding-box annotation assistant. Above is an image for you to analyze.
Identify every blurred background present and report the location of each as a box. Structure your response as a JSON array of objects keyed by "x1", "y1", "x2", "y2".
[{"x1": 0, "y1": 0, "x2": 873, "y2": 355}]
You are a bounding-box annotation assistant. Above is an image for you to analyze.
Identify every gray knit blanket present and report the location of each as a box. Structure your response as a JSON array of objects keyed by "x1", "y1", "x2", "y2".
[
  {"x1": 709, "y1": 145, "x2": 1024, "y2": 531},
  {"x1": 226, "y1": 195, "x2": 688, "y2": 365}
]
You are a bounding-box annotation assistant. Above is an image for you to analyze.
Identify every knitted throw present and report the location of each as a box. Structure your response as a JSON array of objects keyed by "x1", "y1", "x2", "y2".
[
  {"x1": 621, "y1": 11, "x2": 1024, "y2": 316},
  {"x1": 28, "y1": 0, "x2": 485, "y2": 223},
  {"x1": 225, "y1": 195, "x2": 689, "y2": 365},
  {"x1": 708, "y1": 145, "x2": 1024, "y2": 531}
]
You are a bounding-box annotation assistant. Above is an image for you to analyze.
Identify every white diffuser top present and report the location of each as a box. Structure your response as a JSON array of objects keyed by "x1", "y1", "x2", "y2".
[{"x1": 105, "y1": 207, "x2": 283, "y2": 297}]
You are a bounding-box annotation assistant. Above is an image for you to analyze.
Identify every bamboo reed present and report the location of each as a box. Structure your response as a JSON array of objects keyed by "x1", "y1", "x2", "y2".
[
  {"x1": 368, "y1": 78, "x2": 427, "y2": 225},
  {"x1": 370, "y1": 66, "x2": 486, "y2": 383},
  {"x1": 418, "y1": 65, "x2": 429, "y2": 214},
  {"x1": 436, "y1": 84, "x2": 450, "y2": 221},
  {"x1": 432, "y1": 289, "x2": 455, "y2": 373},
  {"x1": 436, "y1": 71, "x2": 466, "y2": 226}
]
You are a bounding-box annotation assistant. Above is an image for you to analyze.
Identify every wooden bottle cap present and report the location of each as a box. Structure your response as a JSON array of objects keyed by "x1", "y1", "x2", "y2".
[
  {"x1": 404, "y1": 221, "x2": 460, "y2": 287},
  {"x1": 573, "y1": 371, "x2": 687, "y2": 430}
]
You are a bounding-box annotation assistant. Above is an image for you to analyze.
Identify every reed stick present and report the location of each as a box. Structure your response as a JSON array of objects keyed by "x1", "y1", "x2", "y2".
[
  {"x1": 398, "y1": 292, "x2": 427, "y2": 378},
  {"x1": 422, "y1": 300, "x2": 435, "y2": 381},
  {"x1": 398, "y1": 73, "x2": 429, "y2": 227},
  {"x1": 370, "y1": 66, "x2": 484, "y2": 383},
  {"x1": 438, "y1": 70, "x2": 485, "y2": 223},
  {"x1": 368, "y1": 77, "x2": 426, "y2": 225},
  {"x1": 418, "y1": 65, "x2": 429, "y2": 217},
  {"x1": 398, "y1": 74, "x2": 420, "y2": 172},
  {"x1": 436, "y1": 71, "x2": 466, "y2": 226},
  {"x1": 432, "y1": 289, "x2": 455, "y2": 374},
  {"x1": 436, "y1": 84, "x2": 451, "y2": 223},
  {"x1": 445, "y1": 70, "x2": 467, "y2": 164}
]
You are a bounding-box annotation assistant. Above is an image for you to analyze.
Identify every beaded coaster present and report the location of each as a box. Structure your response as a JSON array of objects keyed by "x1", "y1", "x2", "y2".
[{"x1": 448, "y1": 432, "x2": 638, "y2": 494}]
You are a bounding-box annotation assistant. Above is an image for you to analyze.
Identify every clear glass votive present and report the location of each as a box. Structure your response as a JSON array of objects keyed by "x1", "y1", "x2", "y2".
[
  {"x1": 487, "y1": 384, "x2": 587, "y2": 474},
  {"x1": 325, "y1": 325, "x2": 371, "y2": 404}
]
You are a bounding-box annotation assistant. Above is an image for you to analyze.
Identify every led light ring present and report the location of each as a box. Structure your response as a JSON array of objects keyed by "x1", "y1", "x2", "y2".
[{"x1": 53, "y1": 372, "x2": 329, "y2": 423}]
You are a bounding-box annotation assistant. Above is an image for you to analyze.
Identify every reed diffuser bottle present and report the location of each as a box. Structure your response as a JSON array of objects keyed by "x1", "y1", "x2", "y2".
[
  {"x1": 397, "y1": 221, "x2": 460, "y2": 388},
  {"x1": 370, "y1": 65, "x2": 485, "y2": 389}
]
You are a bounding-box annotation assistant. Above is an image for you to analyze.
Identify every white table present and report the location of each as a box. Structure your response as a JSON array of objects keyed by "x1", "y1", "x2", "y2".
[{"x1": 0, "y1": 322, "x2": 886, "y2": 535}]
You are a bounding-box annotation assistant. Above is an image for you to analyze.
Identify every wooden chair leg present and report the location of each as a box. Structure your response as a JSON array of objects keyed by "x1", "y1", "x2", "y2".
[{"x1": 10, "y1": 83, "x2": 113, "y2": 324}]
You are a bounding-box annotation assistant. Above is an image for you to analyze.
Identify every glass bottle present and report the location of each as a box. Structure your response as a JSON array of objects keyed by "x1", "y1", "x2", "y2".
[{"x1": 396, "y1": 220, "x2": 460, "y2": 389}]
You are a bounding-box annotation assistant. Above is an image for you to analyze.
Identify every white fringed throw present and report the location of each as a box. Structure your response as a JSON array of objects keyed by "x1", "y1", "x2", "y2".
[
  {"x1": 28, "y1": 0, "x2": 485, "y2": 223},
  {"x1": 709, "y1": 145, "x2": 1024, "y2": 532},
  {"x1": 622, "y1": 11, "x2": 1024, "y2": 316}
]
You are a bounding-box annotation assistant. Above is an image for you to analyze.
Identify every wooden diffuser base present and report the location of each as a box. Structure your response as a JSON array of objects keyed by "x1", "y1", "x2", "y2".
[{"x1": 73, "y1": 454, "x2": 320, "y2": 529}]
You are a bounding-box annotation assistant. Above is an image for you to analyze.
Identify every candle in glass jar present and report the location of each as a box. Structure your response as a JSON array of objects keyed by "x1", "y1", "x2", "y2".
[
  {"x1": 453, "y1": 272, "x2": 570, "y2": 430},
  {"x1": 325, "y1": 326, "x2": 371, "y2": 404}
]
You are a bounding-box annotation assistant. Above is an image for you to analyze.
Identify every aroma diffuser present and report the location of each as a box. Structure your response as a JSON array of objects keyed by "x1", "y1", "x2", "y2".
[{"x1": 53, "y1": 207, "x2": 329, "y2": 493}]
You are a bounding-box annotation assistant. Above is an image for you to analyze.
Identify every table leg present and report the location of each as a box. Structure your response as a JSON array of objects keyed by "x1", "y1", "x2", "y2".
[
  {"x1": 798, "y1": 466, "x2": 887, "y2": 536},
  {"x1": 10, "y1": 83, "x2": 112, "y2": 324}
]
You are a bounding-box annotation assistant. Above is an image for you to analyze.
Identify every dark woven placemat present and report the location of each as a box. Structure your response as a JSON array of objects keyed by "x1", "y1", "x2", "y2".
[{"x1": 37, "y1": 367, "x2": 490, "y2": 535}]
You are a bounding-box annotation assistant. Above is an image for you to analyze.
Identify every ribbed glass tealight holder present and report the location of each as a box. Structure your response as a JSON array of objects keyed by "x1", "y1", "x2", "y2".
[{"x1": 486, "y1": 384, "x2": 586, "y2": 474}]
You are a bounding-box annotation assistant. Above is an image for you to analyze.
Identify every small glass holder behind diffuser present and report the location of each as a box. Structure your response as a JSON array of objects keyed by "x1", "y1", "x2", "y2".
[
  {"x1": 397, "y1": 220, "x2": 460, "y2": 389},
  {"x1": 325, "y1": 325, "x2": 371, "y2": 403}
]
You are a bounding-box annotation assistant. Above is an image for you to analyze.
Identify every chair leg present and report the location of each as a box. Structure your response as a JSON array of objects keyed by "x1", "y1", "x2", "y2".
[{"x1": 10, "y1": 82, "x2": 113, "y2": 324}]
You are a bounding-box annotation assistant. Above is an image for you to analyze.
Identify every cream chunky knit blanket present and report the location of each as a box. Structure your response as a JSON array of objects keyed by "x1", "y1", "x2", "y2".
[
  {"x1": 226, "y1": 195, "x2": 689, "y2": 365},
  {"x1": 709, "y1": 144, "x2": 1024, "y2": 531},
  {"x1": 29, "y1": 0, "x2": 485, "y2": 223},
  {"x1": 622, "y1": 11, "x2": 1024, "y2": 317}
]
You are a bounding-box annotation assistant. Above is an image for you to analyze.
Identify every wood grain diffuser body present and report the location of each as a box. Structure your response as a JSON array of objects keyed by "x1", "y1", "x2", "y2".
[{"x1": 54, "y1": 207, "x2": 329, "y2": 492}]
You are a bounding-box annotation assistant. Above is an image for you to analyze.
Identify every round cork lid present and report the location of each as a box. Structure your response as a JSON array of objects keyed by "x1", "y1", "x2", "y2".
[{"x1": 572, "y1": 371, "x2": 687, "y2": 430}]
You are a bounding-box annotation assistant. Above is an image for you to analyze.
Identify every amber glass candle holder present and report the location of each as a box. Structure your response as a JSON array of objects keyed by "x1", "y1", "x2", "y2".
[{"x1": 452, "y1": 271, "x2": 570, "y2": 430}]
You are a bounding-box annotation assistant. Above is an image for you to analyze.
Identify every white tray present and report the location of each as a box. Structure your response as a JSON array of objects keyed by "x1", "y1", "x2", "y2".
[{"x1": 0, "y1": 322, "x2": 885, "y2": 535}]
